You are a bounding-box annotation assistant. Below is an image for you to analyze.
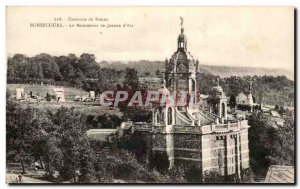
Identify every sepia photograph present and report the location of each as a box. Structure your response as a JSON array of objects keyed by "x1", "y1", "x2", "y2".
[{"x1": 5, "y1": 6, "x2": 295, "y2": 184}]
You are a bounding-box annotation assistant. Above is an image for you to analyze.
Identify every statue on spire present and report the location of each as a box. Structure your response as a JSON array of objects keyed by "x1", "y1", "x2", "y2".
[
  {"x1": 249, "y1": 80, "x2": 253, "y2": 94},
  {"x1": 180, "y1": 17, "x2": 184, "y2": 28},
  {"x1": 216, "y1": 76, "x2": 220, "y2": 86}
]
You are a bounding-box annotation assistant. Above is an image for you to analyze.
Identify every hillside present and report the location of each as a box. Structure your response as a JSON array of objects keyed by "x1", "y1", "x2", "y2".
[
  {"x1": 7, "y1": 84, "x2": 88, "y2": 98},
  {"x1": 201, "y1": 65, "x2": 294, "y2": 80},
  {"x1": 7, "y1": 84, "x2": 123, "y2": 116},
  {"x1": 100, "y1": 60, "x2": 293, "y2": 79},
  {"x1": 100, "y1": 60, "x2": 212, "y2": 76}
]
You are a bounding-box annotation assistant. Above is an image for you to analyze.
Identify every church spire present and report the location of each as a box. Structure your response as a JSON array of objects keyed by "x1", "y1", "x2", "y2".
[
  {"x1": 216, "y1": 76, "x2": 220, "y2": 86},
  {"x1": 249, "y1": 80, "x2": 253, "y2": 94},
  {"x1": 180, "y1": 16, "x2": 184, "y2": 28},
  {"x1": 178, "y1": 17, "x2": 187, "y2": 50},
  {"x1": 180, "y1": 16, "x2": 184, "y2": 33}
]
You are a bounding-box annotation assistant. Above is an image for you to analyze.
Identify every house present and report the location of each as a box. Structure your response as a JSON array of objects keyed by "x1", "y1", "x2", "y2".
[
  {"x1": 270, "y1": 110, "x2": 280, "y2": 118},
  {"x1": 89, "y1": 91, "x2": 95, "y2": 99},
  {"x1": 264, "y1": 165, "x2": 294, "y2": 183},
  {"x1": 52, "y1": 88, "x2": 66, "y2": 102},
  {"x1": 16, "y1": 88, "x2": 25, "y2": 100},
  {"x1": 87, "y1": 129, "x2": 118, "y2": 141},
  {"x1": 199, "y1": 94, "x2": 209, "y2": 110},
  {"x1": 139, "y1": 77, "x2": 161, "y2": 90},
  {"x1": 236, "y1": 92, "x2": 253, "y2": 105}
]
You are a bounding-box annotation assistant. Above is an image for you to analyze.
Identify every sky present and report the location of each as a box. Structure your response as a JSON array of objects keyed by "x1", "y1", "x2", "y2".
[{"x1": 7, "y1": 7, "x2": 294, "y2": 73}]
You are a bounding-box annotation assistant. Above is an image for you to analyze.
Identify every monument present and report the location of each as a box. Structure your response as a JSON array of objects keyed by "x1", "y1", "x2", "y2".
[{"x1": 123, "y1": 18, "x2": 250, "y2": 179}]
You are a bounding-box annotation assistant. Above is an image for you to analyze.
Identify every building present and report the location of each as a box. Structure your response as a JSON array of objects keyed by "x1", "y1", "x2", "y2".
[
  {"x1": 139, "y1": 77, "x2": 161, "y2": 90},
  {"x1": 235, "y1": 81, "x2": 260, "y2": 112},
  {"x1": 236, "y1": 92, "x2": 253, "y2": 106},
  {"x1": 199, "y1": 94, "x2": 209, "y2": 110},
  {"x1": 264, "y1": 165, "x2": 294, "y2": 183},
  {"x1": 89, "y1": 91, "x2": 96, "y2": 99},
  {"x1": 16, "y1": 88, "x2": 25, "y2": 100},
  {"x1": 122, "y1": 19, "x2": 250, "y2": 180},
  {"x1": 52, "y1": 88, "x2": 66, "y2": 102}
]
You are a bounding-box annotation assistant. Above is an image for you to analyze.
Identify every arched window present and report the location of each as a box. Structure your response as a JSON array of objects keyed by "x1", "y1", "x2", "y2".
[
  {"x1": 191, "y1": 79, "x2": 196, "y2": 91},
  {"x1": 168, "y1": 79, "x2": 172, "y2": 86},
  {"x1": 222, "y1": 103, "x2": 226, "y2": 117},
  {"x1": 180, "y1": 42, "x2": 184, "y2": 48},
  {"x1": 167, "y1": 107, "x2": 172, "y2": 125},
  {"x1": 156, "y1": 111, "x2": 159, "y2": 125}
]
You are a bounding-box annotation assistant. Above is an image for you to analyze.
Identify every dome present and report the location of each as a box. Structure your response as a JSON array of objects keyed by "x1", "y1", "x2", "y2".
[
  {"x1": 211, "y1": 86, "x2": 223, "y2": 93},
  {"x1": 178, "y1": 33, "x2": 187, "y2": 42},
  {"x1": 178, "y1": 28, "x2": 187, "y2": 42}
]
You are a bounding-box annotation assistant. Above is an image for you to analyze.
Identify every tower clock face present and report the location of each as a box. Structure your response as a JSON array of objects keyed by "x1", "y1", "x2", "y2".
[{"x1": 177, "y1": 63, "x2": 187, "y2": 73}]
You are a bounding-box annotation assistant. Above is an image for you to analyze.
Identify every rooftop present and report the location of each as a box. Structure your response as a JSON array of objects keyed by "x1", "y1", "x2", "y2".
[{"x1": 264, "y1": 165, "x2": 294, "y2": 183}]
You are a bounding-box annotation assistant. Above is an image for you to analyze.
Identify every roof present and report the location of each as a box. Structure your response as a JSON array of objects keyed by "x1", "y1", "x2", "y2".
[
  {"x1": 199, "y1": 94, "x2": 209, "y2": 99},
  {"x1": 139, "y1": 77, "x2": 161, "y2": 83},
  {"x1": 270, "y1": 110, "x2": 280, "y2": 117},
  {"x1": 178, "y1": 33, "x2": 187, "y2": 42},
  {"x1": 178, "y1": 28, "x2": 187, "y2": 42},
  {"x1": 86, "y1": 129, "x2": 117, "y2": 141},
  {"x1": 52, "y1": 88, "x2": 64, "y2": 92},
  {"x1": 211, "y1": 85, "x2": 223, "y2": 93},
  {"x1": 264, "y1": 165, "x2": 294, "y2": 183},
  {"x1": 237, "y1": 92, "x2": 246, "y2": 96},
  {"x1": 237, "y1": 92, "x2": 253, "y2": 98}
]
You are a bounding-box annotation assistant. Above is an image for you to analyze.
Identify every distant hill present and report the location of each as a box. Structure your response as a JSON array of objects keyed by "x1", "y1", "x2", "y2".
[
  {"x1": 100, "y1": 60, "x2": 293, "y2": 80},
  {"x1": 99, "y1": 60, "x2": 165, "y2": 77},
  {"x1": 99, "y1": 60, "x2": 212, "y2": 76},
  {"x1": 201, "y1": 65, "x2": 294, "y2": 80}
]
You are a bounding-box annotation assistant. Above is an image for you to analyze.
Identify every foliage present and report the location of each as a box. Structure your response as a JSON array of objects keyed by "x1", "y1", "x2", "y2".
[
  {"x1": 248, "y1": 112, "x2": 294, "y2": 176},
  {"x1": 6, "y1": 101, "x2": 97, "y2": 183},
  {"x1": 7, "y1": 53, "x2": 120, "y2": 93},
  {"x1": 95, "y1": 149, "x2": 163, "y2": 183},
  {"x1": 8, "y1": 54, "x2": 294, "y2": 106},
  {"x1": 95, "y1": 114, "x2": 122, "y2": 129},
  {"x1": 6, "y1": 100, "x2": 51, "y2": 173},
  {"x1": 240, "y1": 168, "x2": 255, "y2": 183}
]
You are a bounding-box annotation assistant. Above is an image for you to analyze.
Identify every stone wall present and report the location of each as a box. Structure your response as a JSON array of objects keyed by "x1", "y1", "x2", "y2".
[{"x1": 132, "y1": 123, "x2": 250, "y2": 179}]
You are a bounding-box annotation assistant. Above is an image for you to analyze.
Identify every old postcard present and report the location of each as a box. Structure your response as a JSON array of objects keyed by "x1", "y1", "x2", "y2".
[{"x1": 6, "y1": 7, "x2": 295, "y2": 184}]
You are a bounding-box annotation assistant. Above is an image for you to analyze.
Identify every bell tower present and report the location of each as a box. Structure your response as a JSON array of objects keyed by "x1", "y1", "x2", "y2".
[
  {"x1": 178, "y1": 16, "x2": 187, "y2": 51},
  {"x1": 164, "y1": 17, "x2": 199, "y2": 107},
  {"x1": 208, "y1": 77, "x2": 228, "y2": 123}
]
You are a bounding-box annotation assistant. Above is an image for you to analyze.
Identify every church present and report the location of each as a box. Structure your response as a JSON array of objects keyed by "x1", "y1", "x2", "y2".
[{"x1": 124, "y1": 19, "x2": 250, "y2": 180}]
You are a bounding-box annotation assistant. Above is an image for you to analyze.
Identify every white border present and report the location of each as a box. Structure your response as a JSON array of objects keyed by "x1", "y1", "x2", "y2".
[{"x1": 0, "y1": 0, "x2": 298, "y2": 189}]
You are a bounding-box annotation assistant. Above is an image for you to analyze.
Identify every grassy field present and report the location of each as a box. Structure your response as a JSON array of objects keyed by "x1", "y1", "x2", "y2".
[
  {"x1": 7, "y1": 84, "x2": 89, "y2": 97},
  {"x1": 7, "y1": 84, "x2": 123, "y2": 117}
]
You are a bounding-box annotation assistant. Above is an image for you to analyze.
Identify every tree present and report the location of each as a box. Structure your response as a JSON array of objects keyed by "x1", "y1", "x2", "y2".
[
  {"x1": 9, "y1": 54, "x2": 30, "y2": 82},
  {"x1": 144, "y1": 72, "x2": 151, "y2": 77},
  {"x1": 34, "y1": 53, "x2": 62, "y2": 81},
  {"x1": 47, "y1": 107, "x2": 96, "y2": 182},
  {"x1": 248, "y1": 112, "x2": 294, "y2": 177},
  {"x1": 124, "y1": 68, "x2": 139, "y2": 89},
  {"x1": 6, "y1": 100, "x2": 31, "y2": 173},
  {"x1": 229, "y1": 95, "x2": 236, "y2": 108},
  {"x1": 6, "y1": 100, "x2": 51, "y2": 173},
  {"x1": 71, "y1": 69, "x2": 85, "y2": 88},
  {"x1": 248, "y1": 113, "x2": 273, "y2": 175},
  {"x1": 55, "y1": 56, "x2": 75, "y2": 81},
  {"x1": 7, "y1": 58, "x2": 16, "y2": 80},
  {"x1": 155, "y1": 69, "x2": 161, "y2": 78},
  {"x1": 27, "y1": 60, "x2": 44, "y2": 79},
  {"x1": 77, "y1": 53, "x2": 100, "y2": 79}
]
